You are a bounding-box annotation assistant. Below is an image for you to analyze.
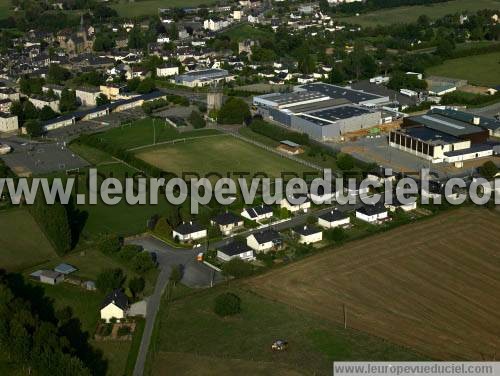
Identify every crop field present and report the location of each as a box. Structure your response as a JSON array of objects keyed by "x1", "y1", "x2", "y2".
[
  {"x1": 249, "y1": 208, "x2": 500, "y2": 360},
  {"x1": 134, "y1": 134, "x2": 313, "y2": 178},
  {"x1": 426, "y1": 51, "x2": 500, "y2": 86},
  {"x1": 341, "y1": 0, "x2": 500, "y2": 27},
  {"x1": 0, "y1": 209, "x2": 57, "y2": 271},
  {"x1": 111, "y1": 0, "x2": 217, "y2": 17}
]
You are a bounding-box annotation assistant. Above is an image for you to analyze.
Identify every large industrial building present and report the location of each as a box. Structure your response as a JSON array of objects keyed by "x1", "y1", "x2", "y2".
[
  {"x1": 389, "y1": 108, "x2": 500, "y2": 166},
  {"x1": 253, "y1": 83, "x2": 389, "y2": 141},
  {"x1": 173, "y1": 68, "x2": 234, "y2": 88}
]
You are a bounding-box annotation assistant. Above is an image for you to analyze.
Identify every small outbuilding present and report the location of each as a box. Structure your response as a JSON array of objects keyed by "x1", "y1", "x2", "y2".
[{"x1": 40, "y1": 270, "x2": 64, "y2": 285}]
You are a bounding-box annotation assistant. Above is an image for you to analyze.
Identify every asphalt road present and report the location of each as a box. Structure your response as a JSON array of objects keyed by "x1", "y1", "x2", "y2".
[{"x1": 126, "y1": 235, "x2": 224, "y2": 376}]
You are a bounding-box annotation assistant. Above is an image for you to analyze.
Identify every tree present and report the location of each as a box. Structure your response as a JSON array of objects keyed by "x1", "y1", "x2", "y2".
[
  {"x1": 221, "y1": 258, "x2": 254, "y2": 278},
  {"x1": 29, "y1": 191, "x2": 72, "y2": 255},
  {"x1": 169, "y1": 264, "x2": 182, "y2": 285},
  {"x1": 136, "y1": 78, "x2": 156, "y2": 94},
  {"x1": 96, "y1": 268, "x2": 125, "y2": 293},
  {"x1": 38, "y1": 105, "x2": 58, "y2": 121},
  {"x1": 131, "y1": 252, "x2": 156, "y2": 274},
  {"x1": 25, "y1": 119, "x2": 43, "y2": 137},
  {"x1": 214, "y1": 292, "x2": 241, "y2": 316},
  {"x1": 95, "y1": 93, "x2": 110, "y2": 106},
  {"x1": 336, "y1": 153, "x2": 355, "y2": 171},
  {"x1": 47, "y1": 64, "x2": 71, "y2": 84},
  {"x1": 128, "y1": 277, "x2": 145, "y2": 298},
  {"x1": 324, "y1": 227, "x2": 348, "y2": 243},
  {"x1": 98, "y1": 234, "x2": 122, "y2": 254},
  {"x1": 189, "y1": 110, "x2": 206, "y2": 128},
  {"x1": 479, "y1": 161, "x2": 498, "y2": 180},
  {"x1": 59, "y1": 88, "x2": 78, "y2": 112},
  {"x1": 218, "y1": 97, "x2": 250, "y2": 125}
]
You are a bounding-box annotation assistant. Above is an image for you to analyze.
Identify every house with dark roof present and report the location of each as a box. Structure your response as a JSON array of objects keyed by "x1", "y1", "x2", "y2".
[
  {"x1": 173, "y1": 221, "x2": 207, "y2": 243},
  {"x1": 293, "y1": 225, "x2": 323, "y2": 244},
  {"x1": 355, "y1": 204, "x2": 389, "y2": 224},
  {"x1": 217, "y1": 241, "x2": 255, "y2": 262},
  {"x1": 318, "y1": 209, "x2": 350, "y2": 229},
  {"x1": 241, "y1": 204, "x2": 273, "y2": 222},
  {"x1": 246, "y1": 229, "x2": 283, "y2": 253},
  {"x1": 100, "y1": 289, "x2": 129, "y2": 323},
  {"x1": 210, "y1": 212, "x2": 244, "y2": 235}
]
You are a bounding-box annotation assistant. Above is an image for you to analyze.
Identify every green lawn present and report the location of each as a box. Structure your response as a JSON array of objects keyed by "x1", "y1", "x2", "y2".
[
  {"x1": 222, "y1": 23, "x2": 275, "y2": 42},
  {"x1": 341, "y1": 0, "x2": 500, "y2": 27},
  {"x1": 0, "y1": 209, "x2": 57, "y2": 272},
  {"x1": 111, "y1": 0, "x2": 217, "y2": 18},
  {"x1": 69, "y1": 142, "x2": 115, "y2": 165},
  {"x1": 95, "y1": 118, "x2": 221, "y2": 150},
  {"x1": 134, "y1": 134, "x2": 313, "y2": 178},
  {"x1": 150, "y1": 286, "x2": 424, "y2": 375},
  {"x1": 426, "y1": 51, "x2": 500, "y2": 86}
]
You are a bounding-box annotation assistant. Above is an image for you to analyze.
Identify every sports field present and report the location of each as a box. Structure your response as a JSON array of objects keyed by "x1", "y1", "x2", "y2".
[
  {"x1": 426, "y1": 51, "x2": 500, "y2": 86},
  {"x1": 0, "y1": 209, "x2": 57, "y2": 271},
  {"x1": 112, "y1": 0, "x2": 217, "y2": 17},
  {"x1": 249, "y1": 208, "x2": 500, "y2": 360},
  {"x1": 134, "y1": 134, "x2": 312, "y2": 178},
  {"x1": 95, "y1": 118, "x2": 221, "y2": 150},
  {"x1": 341, "y1": 0, "x2": 500, "y2": 27}
]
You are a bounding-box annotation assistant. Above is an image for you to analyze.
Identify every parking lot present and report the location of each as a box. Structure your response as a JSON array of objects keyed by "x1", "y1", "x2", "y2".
[{"x1": 0, "y1": 136, "x2": 89, "y2": 176}]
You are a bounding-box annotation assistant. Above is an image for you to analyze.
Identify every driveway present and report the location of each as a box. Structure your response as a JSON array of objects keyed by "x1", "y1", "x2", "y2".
[{"x1": 127, "y1": 235, "x2": 224, "y2": 376}]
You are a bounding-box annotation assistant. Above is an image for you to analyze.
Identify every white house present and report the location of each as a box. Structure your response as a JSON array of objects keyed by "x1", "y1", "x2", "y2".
[
  {"x1": 156, "y1": 34, "x2": 170, "y2": 44},
  {"x1": 241, "y1": 204, "x2": 273, "y2": 221},
  {"x1": 156, "y1": 65, "x2": 179, "y2": 77},
  {"x1": 217, "y1": 241, "x2": 255, "y2": 262},
  {"x1": 203, "y1": 18, "x2": 230, "y2": 31},
  {"x1": 210, "y1": 212, "x2": 244, "y2": 235},
  {"x1": 100, "y1": 289, "x2": 129, "y2": 323},
  {"x1": 318, "y1": 210, "x2": 350, "y2": 229},
  {"x1": 385, "y1": 195, "x2": 417, "y2": 212},
  {"x1": 355, "y1": 204, "x2": 389, "y2": 224},
  {"x1": 293, "y1": 225, "x2": 323, "y2": 244},
  {"x1": 247, "y1": 229, "x2": 283, "y2": 253},
  {"x1": 280, "y1": 194, "x2": 311, "y2": 213},
  {"x1": 344, "y1": 181, "x2": 371, "y2": 197},
  {"x1": 172, "y1": 222, "x2": 207, "y2": 242},
  {"x1": 0, "y1": 113, "x2": 18, "y2": 132}
]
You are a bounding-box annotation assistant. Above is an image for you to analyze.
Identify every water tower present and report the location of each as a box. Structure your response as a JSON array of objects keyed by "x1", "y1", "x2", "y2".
[{"x1": 207, "y1": 84, "x2": 223, "y2": 111}]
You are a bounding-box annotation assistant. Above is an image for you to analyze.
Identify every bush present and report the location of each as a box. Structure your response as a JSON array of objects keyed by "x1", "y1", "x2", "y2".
[
  {"x1": 169, "y1": 264, "x2": 182, "y2": 285},
  {"x1": 479, "y1": 161, "x2": 498, "y2": 180},
  {"x1": 96, "y1": 268, "x2": 125, "y2": 294},
  {"x1": 221, "y1": 258, "x2": 254, "y2": 278},
  {"x1": 128, "y1": 276, "x2": 145, "y2": 298},
  {"x1": 131, "y1": 252, "x2": 156, "y2": 274},
  {"x1": 214, "y1": 292, "x2": 241, "y2": 316},
  {"x1": 117, "y1": 326, "x2": 131, "y2": 336},
  {"x1": 324, "y1": 227, "x2": 348, "y2": 243}
]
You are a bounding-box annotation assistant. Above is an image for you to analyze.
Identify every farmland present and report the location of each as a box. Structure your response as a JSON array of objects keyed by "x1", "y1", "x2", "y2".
[
  {"x1": 149, "y1": 286, "x2": 423, "y2": 376},
  {"x1": 111, "y1": 0, "x2": 217, "y2": 18},
  {"x1": 249, "y1": 208, "x2": 500, "y2": 360},
  {"x1": 134, "y1": 134, "x2": 313, "y2": 178},
  {"x1": 341, "y1": 0, "x2": 500, "y2": 27},
  {"x1": 426, "y1": 51, "x2": 500, "y2": 86},
  {"x1": 0, "y1": 209, "x2": 57, "y2": 271}
]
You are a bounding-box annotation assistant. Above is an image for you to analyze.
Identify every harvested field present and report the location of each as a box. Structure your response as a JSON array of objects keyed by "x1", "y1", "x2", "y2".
[{"x1": 248, "y1": 208, "x2": 500, "y2": 360}]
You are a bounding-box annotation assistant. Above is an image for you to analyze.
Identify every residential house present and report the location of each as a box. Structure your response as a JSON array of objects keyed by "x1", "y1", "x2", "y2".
[
  {"x1": 217, "y1": 241, "x2": 255, "y2": 262},
  {"x1": 211, "y1": 212, "x2": 244, "y2": 235},
  {"x1": 156, "y1": 65, "x2": 179, "y2": 77},
  {"x1": 355, "y1": 204, "x2": 389, "y2": 224},
  {"x1": 241, "y1": 204, "x2": 273, "y2": 221},
  {"x1": 100, "y1": 289, "x2": 129, "y2": 323},
  {"x1": 293, "y1": 225, "x2": 323, "y2": 244},
  {"x1": 75, "y1": 87, "x2": 102, "y2": 107},
  {"x1": 247, "y1": 229, "x2": 283, "y2": 253},
  {"x1": 385, "y1": 195, "x2": 417, "y2": 212},
  {"x1": 280, "y1": 194, "x2": 311, "y2": 213},
  {"x1": 318, "y1": 209, "x2": 350, "y2": 229},
  {"x1": 172, "y1": 221, "x2": 207, "y2": 242}
]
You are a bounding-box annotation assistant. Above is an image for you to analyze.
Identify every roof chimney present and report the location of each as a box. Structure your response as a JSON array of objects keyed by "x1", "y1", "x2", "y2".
[{"x1": 473, "y1": 116, "x2": 480, "y2": 125}]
